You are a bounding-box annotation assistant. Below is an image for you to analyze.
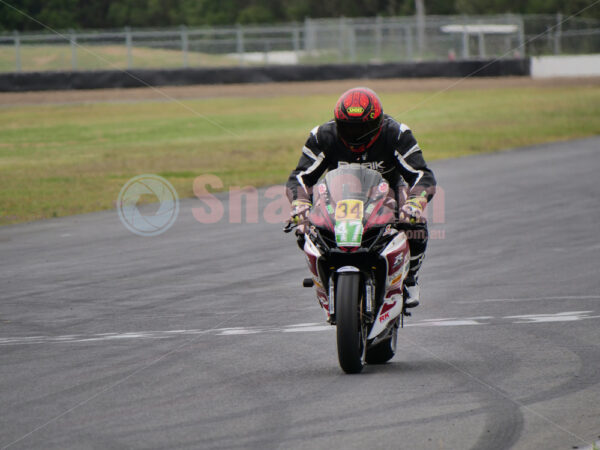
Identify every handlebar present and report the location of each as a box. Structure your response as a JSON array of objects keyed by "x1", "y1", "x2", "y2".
[
  {"x1": 283, "y1": 221, "x2": 297, "y2": 234},
  {"x1": 285, "y1": 220, "x2": 416, "y2": 235}
]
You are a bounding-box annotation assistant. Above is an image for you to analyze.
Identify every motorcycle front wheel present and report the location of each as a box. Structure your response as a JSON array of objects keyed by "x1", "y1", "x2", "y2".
[{"x1": 335, "y1": 272, "x2": 366, "y2": 374}]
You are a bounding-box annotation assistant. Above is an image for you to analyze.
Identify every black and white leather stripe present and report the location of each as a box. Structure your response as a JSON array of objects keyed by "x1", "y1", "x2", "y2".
[
  {"x1": 394, "y1": 150, "x2": 424, "y2": 187},
  {"x1": 296, "y1": 152, "x2": 326, "y2": 195}
]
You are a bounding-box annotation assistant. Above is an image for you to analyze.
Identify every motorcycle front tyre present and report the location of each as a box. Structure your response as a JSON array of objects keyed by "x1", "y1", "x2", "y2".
[{"x1": 336, "y1": 272, "x2": 365, "y2": 374}]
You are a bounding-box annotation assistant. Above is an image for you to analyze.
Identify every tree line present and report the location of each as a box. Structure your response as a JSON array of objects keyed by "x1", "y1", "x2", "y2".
[{"x1": 1, "y1": 0, "x2": 598, "y2": 31}]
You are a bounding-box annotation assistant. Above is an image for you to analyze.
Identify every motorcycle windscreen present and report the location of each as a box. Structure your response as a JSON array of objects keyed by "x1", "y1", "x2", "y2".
[{"x1": 310, "y1": 166, "x2": 396, "y2": 242}]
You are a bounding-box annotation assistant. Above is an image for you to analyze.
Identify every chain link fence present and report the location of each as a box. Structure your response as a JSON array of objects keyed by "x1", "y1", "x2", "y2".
[{"x1": 1, "y1": 14, "x2": 599, "y2": 73}]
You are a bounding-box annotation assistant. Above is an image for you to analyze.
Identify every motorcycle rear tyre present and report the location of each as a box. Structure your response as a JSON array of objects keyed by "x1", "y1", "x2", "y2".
[{"x1": 336, "y1": 272, "x2": 365, "y2": 374}]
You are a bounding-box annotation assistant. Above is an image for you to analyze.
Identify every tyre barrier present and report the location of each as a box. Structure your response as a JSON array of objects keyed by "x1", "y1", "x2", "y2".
[{"x1": 0, "y1": 59, "x2": 530, "y2": 92}]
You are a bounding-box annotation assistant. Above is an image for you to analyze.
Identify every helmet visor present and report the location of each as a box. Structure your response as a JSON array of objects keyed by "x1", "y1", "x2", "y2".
[{"x1": 336, "y1": 119, "x2": 380, "y2": 146}]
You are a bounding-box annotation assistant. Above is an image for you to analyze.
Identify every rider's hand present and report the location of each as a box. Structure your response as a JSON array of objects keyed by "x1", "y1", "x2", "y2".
[
  {"x1": 290, "y1": 200, "x2": 312, "y2": 226},
  {"x1": 399, "y1": 196, "x2": 427, "y2": 224}
]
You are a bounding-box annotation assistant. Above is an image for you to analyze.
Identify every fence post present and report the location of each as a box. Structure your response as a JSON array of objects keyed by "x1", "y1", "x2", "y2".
[
  {"x1": 235, "y1": 24, "x2": 245, "y2": 65},
  {"x1": 546, "y1": 24, "x2": 553, "y2": 53},
  {"x1": 14, "y1": 30, "x2": 21, "y2": 72},
  {"x1": 70, "y1": 29, "x2": 78, "y2": 70},
  {"x1": 404, "y1": 25, "x2": 413, "y2": 61},
  {"x1": 338, "y1": 16, "x2": 345, "y2": 62},
  {"x1": 477, "y1": 19, "x2": 485, "y2": 59},
  {"x1": 264, "y1": 40, "x2": 270, "y2": 65},
  {"x1": 304, "y1": 17, "x2": 315, "y2": 53},
  {"x1": 180, "y1": 25, "x2": 189, "y2": 67},
  {"x1": 375, "y1": 15, "x2": 383, "y2": 62},
  {"x1": 517, "y1": 16, "x2": 525, "y2": 57},
  {"x1": 415, "y1": 0, "x2": 425, "y2": 59},
  {"x1": 554, "y1": 12, "x2": 562, "y2": 55},
  {"x1": 292, "y1": 23, "x2": 300, "y2": 62},
  {"x1": 125, "y1": 26, "x2": 133, "y2": 69},
  {"x1": 478, "y1": 31, "x2": 485, "y2": 58},
  {"x1": 348, "y1": 19, "x2": 357, "y2": 63},
  {"x1": 462, "y1": 28, "x2": 469, "y2": 59}
]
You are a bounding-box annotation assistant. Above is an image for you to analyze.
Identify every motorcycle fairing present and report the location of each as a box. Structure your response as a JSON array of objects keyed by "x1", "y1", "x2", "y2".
[
  {"x1": 368, "y1": 232, "x2": 410, "y2": 340},
  {"x1": 303, "y1": 238, "x2": 329, "y2": 316}
]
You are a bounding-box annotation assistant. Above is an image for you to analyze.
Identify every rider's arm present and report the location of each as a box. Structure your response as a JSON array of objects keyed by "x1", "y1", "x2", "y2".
[
  {"x1": 391, "y1": 123, "x2": 437, "y2": 201},
  {"x1": 286, "y1": 125, "x2": 330, "y2": 202}
]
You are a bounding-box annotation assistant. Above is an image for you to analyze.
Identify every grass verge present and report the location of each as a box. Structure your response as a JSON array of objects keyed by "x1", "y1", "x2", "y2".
[
  {"x1": 1, "y1": 81, "x2": 599, "y2": 225},
  {"x1": 0, "y1": 45, "x2": 236, "y2": 72}
]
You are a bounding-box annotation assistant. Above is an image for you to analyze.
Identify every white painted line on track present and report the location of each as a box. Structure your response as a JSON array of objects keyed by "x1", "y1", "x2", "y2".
[
  {"x1": 456, "y1": 295, "x2": 600, "y2": 304},
  {"x1": 218, "y1": 328, "x2": 264, "y2": 335},
  {"x1": 413, "y1": 319, "x2": 483, "y2": 327},
  {"x1": 504, "y1": 311, "x2": 600, "y2": 323},
  {"x1": 283, "y1": 325, "x2": 332, "y2": 333},
  {"x1": 1, "y1": 310, "x2": 599, "y2": 347}
]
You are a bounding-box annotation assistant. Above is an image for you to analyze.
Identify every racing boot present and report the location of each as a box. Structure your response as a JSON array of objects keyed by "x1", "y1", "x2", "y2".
[
  {"x1": 403, "y1": 222, "x2": 427, "y2": 309},
  {"x1": 403, "y1": 273, "x2": 420, "y2": 308},
  {"x1": 403, "y1": 249, "x2": 425, "y2": 308}
]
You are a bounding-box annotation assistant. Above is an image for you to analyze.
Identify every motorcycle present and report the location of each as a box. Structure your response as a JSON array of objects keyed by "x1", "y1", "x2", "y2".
[{"x1": 285, "y1": 165, "x2": 414, "y2": 374}]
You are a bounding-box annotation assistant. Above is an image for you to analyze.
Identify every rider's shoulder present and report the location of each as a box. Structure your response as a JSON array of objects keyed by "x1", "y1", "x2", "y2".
[
  {"x1": 382, "y1": 115, "x2": 412, "y2": 136},
  {"x1": 308, "y1": 120, "x2": 337, "y2": 146}
]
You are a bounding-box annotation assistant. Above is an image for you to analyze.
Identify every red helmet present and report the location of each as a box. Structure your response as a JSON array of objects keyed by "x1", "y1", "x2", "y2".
[{"x1": 334, "y1": 87, "x2": 384, "y2": 153}]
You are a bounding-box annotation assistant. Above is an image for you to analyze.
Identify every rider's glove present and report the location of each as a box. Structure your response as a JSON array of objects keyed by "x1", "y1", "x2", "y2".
[
  {"x1": 399, "y1": 195, "x2": 427, "y2": 224},
  {"x1": 290, "y1": 200, "x2": 312, "y2": 226}
]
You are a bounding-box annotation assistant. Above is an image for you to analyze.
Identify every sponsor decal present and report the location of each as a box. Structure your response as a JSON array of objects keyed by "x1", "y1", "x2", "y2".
[
  {"x1": 338, "y1": 161, "x2": 386, "y2": 172},
  {"x1": 380, "y1": 301, "x2": 397, "y2": 315},
  {"x1": 335, "y1": 199, "x2": 364, "y2": 221},
  {"x1": 347, "y1": 106, "x2": 365, "y2": 115},
  {"x1": 390, "y1": 271, "x2": 405, "y2": 286},
  {"x1": 335, "y1": 220, "x2": 363, "y2": 247},
  {"x1": 378, "y1": 182, "x2": 389, "y2": 193},
  {"x1": 379, "y1": 312, "x2": 390, "y2": 323},
  {"x1": 393, "y1": 253, "x2": 404, "y2": 267}
]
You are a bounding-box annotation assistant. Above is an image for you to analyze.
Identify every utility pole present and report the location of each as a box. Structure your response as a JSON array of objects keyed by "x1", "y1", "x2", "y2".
[{"x1": 415, "y1": 0, "x2": 425, "y2": 59}]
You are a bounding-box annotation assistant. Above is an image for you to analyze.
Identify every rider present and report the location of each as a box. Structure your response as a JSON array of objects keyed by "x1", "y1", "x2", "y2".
[{"x1": 286, "y1": 87, "x2": 436, "y2": 307}]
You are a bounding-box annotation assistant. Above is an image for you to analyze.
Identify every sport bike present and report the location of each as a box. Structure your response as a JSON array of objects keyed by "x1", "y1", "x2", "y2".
[{"x1": 285, "y1": 165, "x2": 414, "y2": 374}]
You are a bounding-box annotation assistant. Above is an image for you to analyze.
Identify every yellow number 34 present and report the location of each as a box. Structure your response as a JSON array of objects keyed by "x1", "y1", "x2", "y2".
[{"x1": 335, "y1": 199, "x2": 364, "y2": 221}]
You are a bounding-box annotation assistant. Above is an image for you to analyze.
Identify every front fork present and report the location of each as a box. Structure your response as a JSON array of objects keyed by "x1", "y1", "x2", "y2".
[
  {"x1": 328, "y1": 270, "x2": 376, "y2": 328},
  {"x1": 328, "y1": 275, "x2": 335, "y2": 320}
]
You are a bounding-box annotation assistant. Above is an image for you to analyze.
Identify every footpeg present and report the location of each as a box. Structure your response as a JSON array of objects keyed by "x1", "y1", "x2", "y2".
[{"x1": 302, "y1": 278, "x2": 314, "y2": 287}]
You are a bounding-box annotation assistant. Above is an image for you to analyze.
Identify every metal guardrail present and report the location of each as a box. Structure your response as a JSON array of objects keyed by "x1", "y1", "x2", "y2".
[{"x1": 1, "y1": 14, "x2": 598, "y2": 73}]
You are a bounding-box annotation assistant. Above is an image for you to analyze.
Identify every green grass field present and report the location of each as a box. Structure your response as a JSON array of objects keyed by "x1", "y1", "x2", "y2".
[
  {"x1": 0, "y1": 45, "x2": 237, "y2": 72},
  {"x1": 1, "y1": 82, "x2": 599, "y2": 225}
]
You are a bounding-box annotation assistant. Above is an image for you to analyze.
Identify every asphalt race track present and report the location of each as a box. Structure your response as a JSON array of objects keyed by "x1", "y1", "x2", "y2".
[{"x1": 1, "y1": 137, "x2": 599, "y2": 450}]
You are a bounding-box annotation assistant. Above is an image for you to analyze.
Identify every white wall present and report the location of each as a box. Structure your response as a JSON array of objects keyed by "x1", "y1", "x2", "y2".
[{"x1": 531, "y1": 54, "x2": 600, "y2": 78}]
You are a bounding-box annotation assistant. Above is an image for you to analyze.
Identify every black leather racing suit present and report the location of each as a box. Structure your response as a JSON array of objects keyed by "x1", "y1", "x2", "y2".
[{"x1": 286, "y1": 114, "x2": 437, "y2": 279}]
